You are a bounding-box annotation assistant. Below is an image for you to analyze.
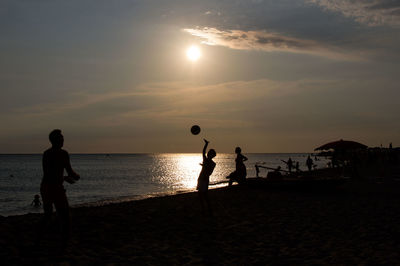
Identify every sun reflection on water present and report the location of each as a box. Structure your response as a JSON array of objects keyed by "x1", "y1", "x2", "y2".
[
  {"x1": 150, "y1": 153, "x2": 203, "y2": 191},
  {"x1": 175, "y1": 154, "x2": 202, "y2": 188}
]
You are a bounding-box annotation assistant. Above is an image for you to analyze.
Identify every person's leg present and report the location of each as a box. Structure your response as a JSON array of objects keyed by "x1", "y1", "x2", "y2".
[
  {"x1": 54, "y1": 187, "x2": 70, "y2": 244},
  {"x1": 41, "y1": 184, "x2": 53, "y2": 221},
  {"x1": 227, "y1": 171, "x2": 237, "y2": 186},
  {"x1": 42, "y1": 199, "x2": 53, "y2": 223},
  {"x1": 37, "y1": 184, "x2": 53, "y2": 243}
]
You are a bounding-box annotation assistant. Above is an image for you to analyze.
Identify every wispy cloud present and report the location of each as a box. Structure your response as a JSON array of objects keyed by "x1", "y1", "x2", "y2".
[
  {"x1": 308, "y1": 0, "x2": 400, "y2": 26},
  {"x1": 183, "y1": 27, "x2": 358, "y2": 60}
]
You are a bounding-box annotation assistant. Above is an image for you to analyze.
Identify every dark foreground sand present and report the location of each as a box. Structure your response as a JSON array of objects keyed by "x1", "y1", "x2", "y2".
[{"x1": 1, "y1": 179, "x2": 400, "y2": 265}]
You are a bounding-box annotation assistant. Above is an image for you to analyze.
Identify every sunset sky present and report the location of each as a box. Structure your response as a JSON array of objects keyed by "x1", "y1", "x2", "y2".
[{"x1": 1, "y1": 0, "x2": 399, "y2": 153}]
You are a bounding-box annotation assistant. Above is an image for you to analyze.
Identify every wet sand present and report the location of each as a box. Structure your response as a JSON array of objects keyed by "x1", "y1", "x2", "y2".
[{"x1": 1, "y1": 179, "x2": 400, "y2": 265}]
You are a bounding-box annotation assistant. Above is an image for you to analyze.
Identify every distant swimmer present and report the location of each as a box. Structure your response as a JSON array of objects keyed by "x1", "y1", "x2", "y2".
[
  {"x1": 31, "y1": 194, "x2": 41, "y2": 207},
  {"x1": 196, "y1": 139, "x2": 216, "y2": 216}
]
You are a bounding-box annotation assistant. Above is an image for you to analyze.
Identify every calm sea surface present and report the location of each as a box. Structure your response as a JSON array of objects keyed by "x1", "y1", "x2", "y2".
[{"x1": 0, "y1": 153, "x2": 328, "y2": 216}]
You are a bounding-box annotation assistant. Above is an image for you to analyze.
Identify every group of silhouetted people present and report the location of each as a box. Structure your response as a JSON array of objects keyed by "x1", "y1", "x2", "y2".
[
  {"x1": 36, "y1": 130, "x2": 247, "y2": 245},
  {"x1": 196, "y1": 139, "x2": 248, "y2": 216}
]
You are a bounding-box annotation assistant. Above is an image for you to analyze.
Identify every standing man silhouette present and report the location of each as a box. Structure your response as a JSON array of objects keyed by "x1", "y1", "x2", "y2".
[{"x1": 40, "y1": 129, "x2": 80, "y2": 245}]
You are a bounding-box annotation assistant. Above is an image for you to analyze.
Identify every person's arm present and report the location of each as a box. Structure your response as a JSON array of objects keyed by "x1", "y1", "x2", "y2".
[
  {"x1": 202, "y1": 139, "x2": 209, "y2": 160},
  {"x1": 242, "y1": 154, "x2": 248, "y2": 162},
  {"x1": 65, "y1": 152, "x2": 80, "y2": 180}
]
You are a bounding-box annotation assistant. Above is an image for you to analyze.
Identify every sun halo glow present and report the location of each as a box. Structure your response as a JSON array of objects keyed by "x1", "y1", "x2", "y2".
[{"x1": 186, "y1": 45, "x2": 201, "y2": 62}]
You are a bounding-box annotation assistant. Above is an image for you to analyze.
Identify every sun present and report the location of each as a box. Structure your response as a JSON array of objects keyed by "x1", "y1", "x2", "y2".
[{"x1": 186, "y1": 45, "x2": 201, "y2": 62}]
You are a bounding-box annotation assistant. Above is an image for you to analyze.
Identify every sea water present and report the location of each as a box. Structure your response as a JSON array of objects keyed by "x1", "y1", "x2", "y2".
[{"x1": 0, "y1": 153, "x2": 329, "y2": 216}]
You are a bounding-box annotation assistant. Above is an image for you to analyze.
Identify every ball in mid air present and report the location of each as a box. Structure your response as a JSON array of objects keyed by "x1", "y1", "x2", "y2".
[{"x1": 191, "y1": 125, "x2": 201, "y2": 135}]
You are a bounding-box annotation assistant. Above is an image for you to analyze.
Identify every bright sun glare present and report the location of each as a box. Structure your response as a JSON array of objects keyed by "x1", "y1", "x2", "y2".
[{"x1": 186, "y1": 45, "x2": 201, "y2": 62}]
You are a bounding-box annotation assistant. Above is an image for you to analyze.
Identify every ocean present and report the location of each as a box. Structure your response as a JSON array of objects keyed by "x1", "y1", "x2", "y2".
[{"x1": 0, "y1": 153, "x2": 328, "y2": 217}]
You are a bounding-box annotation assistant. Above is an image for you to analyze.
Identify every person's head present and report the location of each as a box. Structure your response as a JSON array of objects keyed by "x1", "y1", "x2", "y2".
[
  {"x1": 235, "y1": 147, "x2": 241, "y2": 154},
  {"x1": 49, "y1": 129, "x2": 64, "y2": 148},
  {"x1": 207, "y1": 149, "x2": 216, "y2": 159},
  {"x1": 34, "y1": 194, "x2": 40, "y2": 199}
]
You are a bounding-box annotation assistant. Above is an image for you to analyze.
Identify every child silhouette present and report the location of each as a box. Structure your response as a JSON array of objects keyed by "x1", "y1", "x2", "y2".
[{"x1": 31, "y1": 194, "x2": 41, "y2": 207}]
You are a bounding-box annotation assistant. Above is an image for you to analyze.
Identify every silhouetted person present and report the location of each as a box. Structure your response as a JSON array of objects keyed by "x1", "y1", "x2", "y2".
[
  {"x1": 196, "y1": 139, "x2": 216, "y2": 216},
  {"x1": 332, "y1": 153, "x2": 338, "y2": 168},
  {"x1": 306, "y1": 156, "x2": 313, "y2": 171},
  {"x1": 287, "y1": 157, "x2": 293, "y2": 173},
  {"x1": 227, "y1": 147, "x2": 248, "y2": 186},
  {"x1": 40, "y1": 129, "x2": 80, "y2": 245},
  {"x1": 31, "y1": 194, "x2": 41, "y2": 207},
  {"x1": 255, "y1": 165, "x2": 260, "y2": 178}
]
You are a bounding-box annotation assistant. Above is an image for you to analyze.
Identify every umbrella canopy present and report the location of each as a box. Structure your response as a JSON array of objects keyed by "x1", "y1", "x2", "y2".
[{"x1": 314, "y1": 139, "x2": 368, "y2": 151}]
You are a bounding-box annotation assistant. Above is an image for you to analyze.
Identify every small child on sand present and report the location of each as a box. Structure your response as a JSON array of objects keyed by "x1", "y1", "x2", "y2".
[
  {"x1": 31, "y1": 194, "x2": 41, "y2": 207},
  {"x1": 196, "y1": 139, "x2": 216, "y2": 216}
]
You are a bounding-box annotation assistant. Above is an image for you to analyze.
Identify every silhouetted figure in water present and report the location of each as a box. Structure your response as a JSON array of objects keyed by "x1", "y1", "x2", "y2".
[
  {"x1": 306, "y1": 156, "x2": 313, "y2": 171},
  {"x1": 227, "y1": 147, "x2": 248, "y2": 186},
  {"x1": 40, "y1": 129, "x2": 80, "y2": 245},
  {"x1": 31, "y1": 194, "x2": 41, "y2": 207},
  {"x1": 295, "y1": 161, "x2": 300, "y2": 172},
  {"x1": 287, "y1": 157, "x2": 293, "y2": 173},
  {"x1": 196, "y1": 139, "x2": 216, "y2": 216},
  {"x1": 255, "y1": 165, "x2": 260, "y2": 178}
]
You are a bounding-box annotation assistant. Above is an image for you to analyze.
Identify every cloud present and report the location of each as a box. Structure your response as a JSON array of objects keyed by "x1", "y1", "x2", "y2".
[
  {"x1": 308, "y1": 0, "x2": 400, "y2": 26},
  {"x1": 183, "y1": 27, "x2": 359, "y2": 60}
]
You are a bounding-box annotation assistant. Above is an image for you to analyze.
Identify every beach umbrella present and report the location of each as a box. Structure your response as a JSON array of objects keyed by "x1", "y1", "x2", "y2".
[{"x1": 314, "y1": 139, "x2": 368, "y2": 151}]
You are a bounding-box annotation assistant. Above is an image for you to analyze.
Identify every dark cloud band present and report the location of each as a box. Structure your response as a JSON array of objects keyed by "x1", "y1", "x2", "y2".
[{"x1": 308, "y1": 0, "x2": 400, "y2": 26}]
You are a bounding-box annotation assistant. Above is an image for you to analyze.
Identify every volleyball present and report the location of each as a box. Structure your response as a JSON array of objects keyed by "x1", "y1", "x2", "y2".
[{"x1": 191, "y1": 125, "x2": 201, "y2": 135}]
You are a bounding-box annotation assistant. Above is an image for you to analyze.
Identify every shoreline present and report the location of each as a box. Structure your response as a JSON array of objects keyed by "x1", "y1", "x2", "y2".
[
  {"x1": 2, "y1": 179, "x2": 400, "y2": 264},
  {"x1": 1, "y1": 183, "x2": 236, "y2": 219},
  {"x1": 0, "y1": 183, "x2": 230, "y2": 218}
]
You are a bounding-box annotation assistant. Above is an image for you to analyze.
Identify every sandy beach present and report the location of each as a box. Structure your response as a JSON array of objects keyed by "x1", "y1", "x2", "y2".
[{"x1": 1, "y1": 179, "x2": 400, "y2": 265}]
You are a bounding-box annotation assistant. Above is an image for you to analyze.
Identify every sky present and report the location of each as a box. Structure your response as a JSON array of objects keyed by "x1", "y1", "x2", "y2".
[{"x1": 0, "y1": 0, "x2": 399, "y2": 153}]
